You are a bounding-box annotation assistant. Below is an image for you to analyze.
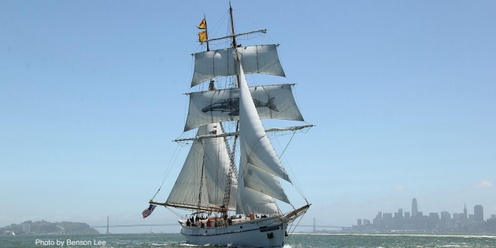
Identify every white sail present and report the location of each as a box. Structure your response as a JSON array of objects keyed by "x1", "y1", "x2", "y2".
[
  {"x1": 236, "y1": 179, "x2": 279, "y2": 214},
  {"x1": 184, "y1": 84, "x2": 304, "y2": 131},
  {"x1": 243, "y1": 162, "x2": 289, "y2": 203},
  {"x1": 237, "y1": 64, "x2": 290, "y2": 214},
  {"x1": 191, "y1": 44, "x2": 285, "y2": 86},
  {"x1": 203, "y1": 123, "x2": 237, "y2": 209},
  {"x1": 166, "y1": 125, "x2": 209, "y2": 208},
  {"x1": 166, "y1": 123, "x2": 235, "y2": 209}
]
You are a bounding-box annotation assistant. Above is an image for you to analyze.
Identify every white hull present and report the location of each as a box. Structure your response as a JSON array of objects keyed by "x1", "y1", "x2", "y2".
[{"x1": 180, "y1": 216, "x2": 288, "y2": 247}]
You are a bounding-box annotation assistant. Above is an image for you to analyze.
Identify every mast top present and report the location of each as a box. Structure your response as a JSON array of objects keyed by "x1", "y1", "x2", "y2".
[{"x1": 229, "y1": 4, "x2": 237, "y2": 48}]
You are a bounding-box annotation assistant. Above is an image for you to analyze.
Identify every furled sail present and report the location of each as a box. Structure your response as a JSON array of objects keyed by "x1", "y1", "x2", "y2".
[
  {"x1": 166, "y1": 123, "x2": 235, "y2": 210},
  {"x1": 191, "y1": 44, "x2": 285, "y2": 87},
  {"x1": 185, "y1": 84, "x2": 303, "y2": 131},
  {"x1": 237, "y1": 64, "x2": 291, "y2": 214}
]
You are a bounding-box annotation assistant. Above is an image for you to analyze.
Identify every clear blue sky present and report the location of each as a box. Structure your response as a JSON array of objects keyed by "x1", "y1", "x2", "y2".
[{"x1": 1, "y1": 0, "x2": 495, "y2": 232}]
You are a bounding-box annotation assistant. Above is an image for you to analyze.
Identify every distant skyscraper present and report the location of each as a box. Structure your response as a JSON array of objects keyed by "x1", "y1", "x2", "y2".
[
  {"x1": 441, "y1": 211, "x2": 450, "y2": 220},
  {"x1": 412, "y1": 198, "x2": 418, "y2": 217},
  {"x1": 474, "y1": 205, "x2": 484, "y2": 222}
]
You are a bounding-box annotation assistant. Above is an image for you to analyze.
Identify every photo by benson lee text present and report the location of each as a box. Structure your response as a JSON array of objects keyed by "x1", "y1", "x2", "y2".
[{"x1": 35, "y1": 238, "x2": 106, "y2": 246}]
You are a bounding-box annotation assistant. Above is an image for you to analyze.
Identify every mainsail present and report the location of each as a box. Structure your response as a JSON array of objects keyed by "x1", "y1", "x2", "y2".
[
  {"x1": 166, "y1": 123, "x2": 236, "y2": 211},
  {"x1": 191, "y1": 44, "x2": 285, "y2": 86}
]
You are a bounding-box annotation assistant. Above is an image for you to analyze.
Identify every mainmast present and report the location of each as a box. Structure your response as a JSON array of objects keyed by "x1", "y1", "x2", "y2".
[
  {"x1": 221, "y1": 3, "x2": 239, "y2": 215},
  {"x1": 229, "y1": 4, "x2": 237, "y2": 49},
  {"x1": 229, "y1": 4, "x2": 241, "y2": 88}
]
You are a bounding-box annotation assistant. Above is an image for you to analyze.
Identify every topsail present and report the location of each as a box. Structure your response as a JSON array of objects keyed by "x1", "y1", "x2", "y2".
[
  {"x1": 184, "y1": 84, "x2": 304, "y2": 131},
  {"x1": 191, "y1": 44, "x2": 285, "y2": 87}
]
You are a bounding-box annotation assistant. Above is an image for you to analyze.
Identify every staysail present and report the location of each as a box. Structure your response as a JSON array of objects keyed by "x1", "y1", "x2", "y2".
[
  {"x1": 184, "y1": 84, "x2": 304, "y2": 131},
  {"x1": 237, "y1": 64, "x2": 291, "y2": 215},
  {"x1": 191, "y1": 44, "x2": 285, "y2": 87}
]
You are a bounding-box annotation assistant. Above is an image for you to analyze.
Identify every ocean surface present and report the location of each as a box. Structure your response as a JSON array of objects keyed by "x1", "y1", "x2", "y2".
[{"x1": 2, "y1": 232, "x2": 496, "y2": 248}]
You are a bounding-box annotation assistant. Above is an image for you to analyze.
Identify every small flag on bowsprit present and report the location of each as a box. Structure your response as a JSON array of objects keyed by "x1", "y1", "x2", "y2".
[{"x1": 142, "y1": 204, "x2": 156, "y2": 219}]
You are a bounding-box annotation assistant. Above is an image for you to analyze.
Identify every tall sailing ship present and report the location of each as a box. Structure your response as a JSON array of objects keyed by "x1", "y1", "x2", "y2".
[{"x1": 146, "y1": 5, "x2": 313, "y2": 247}]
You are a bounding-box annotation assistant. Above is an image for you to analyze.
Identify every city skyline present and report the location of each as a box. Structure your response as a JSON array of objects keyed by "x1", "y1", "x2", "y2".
[{"x1": 354, "y1": 198, "x2": 496, "y2": 232}]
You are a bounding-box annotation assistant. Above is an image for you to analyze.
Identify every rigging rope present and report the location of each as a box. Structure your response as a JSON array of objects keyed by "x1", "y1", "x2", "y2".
[
  {"x1": 166, "y1": 206, "x2": 184, "y2": 219},
  {"x1": 278, "y1": 129, "x2": 296, "y2": 158},
  {"x1": 150, "y1": 144, "x2": 184, "y2": 202},
  {"x1": 285, "y1": 210, "x2": 306, "y2": 244},
  {"x1": 275, "y1": 130, "x2": 310, "y2": 203}
]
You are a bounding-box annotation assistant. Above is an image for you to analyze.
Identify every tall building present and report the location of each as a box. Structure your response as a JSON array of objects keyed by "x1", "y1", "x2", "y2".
[
  {"x1": 474, "y1": 205, "x2": 484, "y2": 222},
  {"x1": 412, "y1": 198, "x2": 418, "y2": 217},
  {"x1": 441, "y1": 211, "x2": 450, "y2": 221}
]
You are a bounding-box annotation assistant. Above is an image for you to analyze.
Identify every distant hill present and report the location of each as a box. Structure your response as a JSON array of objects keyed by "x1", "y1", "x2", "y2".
[{"x1": 1, "y1": 220, "x2": 99, "y2": 235}]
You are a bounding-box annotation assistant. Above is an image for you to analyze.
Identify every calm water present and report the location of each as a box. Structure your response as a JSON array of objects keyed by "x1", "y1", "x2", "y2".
[{"x1": 1, "y1": 233, "x2": 495, "y2": 248}]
